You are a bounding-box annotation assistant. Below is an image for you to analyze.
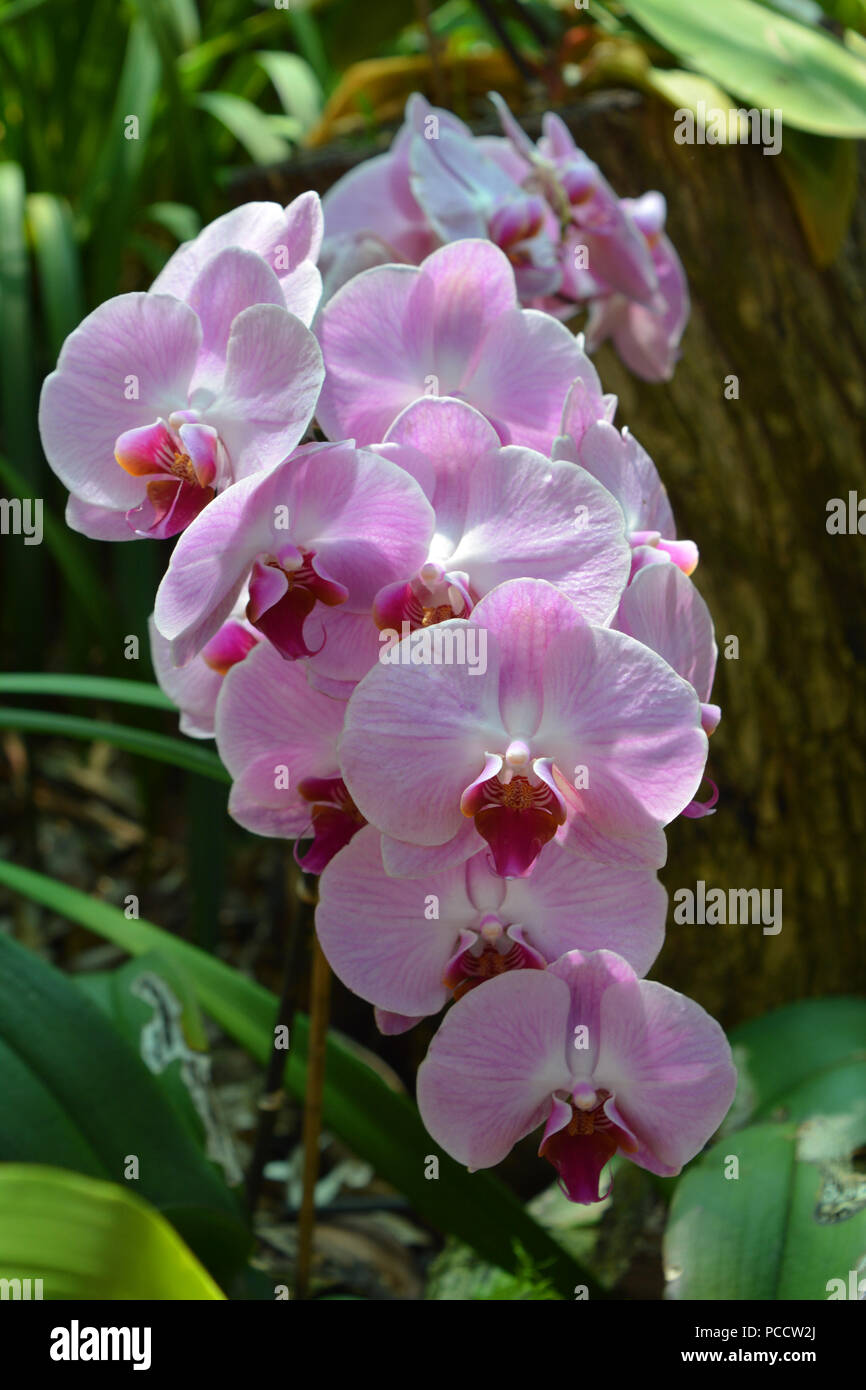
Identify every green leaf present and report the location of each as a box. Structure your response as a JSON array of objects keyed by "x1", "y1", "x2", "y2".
[
  {"x1": 0, "y1": 672, "x2": 172, "y2": 709},
  {"x1": 777, "y1": 128, "x2": 858, "y2": 266},
  {"x1": 0, "y1": 456, "x2": 105, "y2": 635},
  {"x1": 196, "y1": 91, "x2": 292, "y2": 164},
  {"x1": 664, "y1": 1117, "x2": 866, "y2": 1299},
  {"x1": 76, "y1": 952, "x2": 244, "y2": 1192},
  {"x1": 83, "y1": 18, "x2": 161, "y2": 300},
  {"x1": 257, "y1": 50, "x2": 322, "y2": 132},
  {"x1": 0, "y1": 930, "x2": 249, "y2": 1284},
  {"x1": 0, "y1": 707, "x2": 229, "y2": 781},
  {"x1": 0, "y1": 0, "x2": 54, "y2": 24},
  {"x1": 145, "y1": 200, "x2": 202, "y2": 244},
  {"x1": 0, "y1": 859, "x2": 601, "y2": 1299},
  {"x1": 25, "y1": 192, "x2": 85, "y2": 358},
  {"x1": 643, "y1": 67, "x2": 743, "y2": 127},
  {"x1": 619, "y1": 0, "x2": 866, "y2": 136},
  {"x1": 667, "y1": 997, "x2": 866, "y2": 1298},
  {"x1": 0, "y1": 162, "x2": 37, "y2": 477},
  {"x1": 0, "y1": 1165, "x2": 224, "y2": 1299},
  {"x1": 726, "y1": 996, "x2": 866, "y2": 1128}
]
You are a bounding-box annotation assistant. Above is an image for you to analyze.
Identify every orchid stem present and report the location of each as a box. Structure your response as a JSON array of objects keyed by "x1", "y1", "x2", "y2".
[
  {"x1": 245, "y1": 856, "x2": 306, "y2": 1217},
  {"x1": 294, "y1": 935, "x2": 332, "y2": 1300}
]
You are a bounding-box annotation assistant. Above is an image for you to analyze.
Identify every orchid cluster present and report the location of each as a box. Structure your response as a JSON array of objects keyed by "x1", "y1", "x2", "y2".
[
  {"x1": 38, "y1": 93, "x2": 734, "y2": 1205},
  {"x1": 321, "y1": 94, "x2": 689, "y2": 382}
]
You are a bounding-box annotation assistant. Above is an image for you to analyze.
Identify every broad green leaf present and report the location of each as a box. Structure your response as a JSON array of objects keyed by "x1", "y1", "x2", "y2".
[
  {"x1": 25, "y1": 193, "x2": 85, "y2": 358},
  {"x1": 619, "y1": 0, "x2": 866, "y2": 135},
  {"x1": 0, "y1": 672, "x2": 172, "y2": 709},
  {"x1": 196, "y1": 91, "x2": 292, "y2": 164},
  {"x1": 726, "y1": 996, "x2": 866, "y2": 1129},
  {"x1": 257, "y1": 50, "x2": 323, "y2": 131},
  {"x1": 0, "y1": 1165, "x2": 224, "y2": 1299},
  {"x1": 77, "y1": 952, "x2": 244, "y2": 1192},
  {"x1": 643, "y1": 68, "x2": 744, "y2": 130},
  {"x1": 777, "y1": 129, "x2": 858, "y2": 266},
  {"x1": 0, "y1": 859, "x2": 601, "y2": 1298},
  {"x1": 664, "y1": 1118, "x2": 866, "y2": 1299},
  {"x1": 0, "y1": 931, "x2": 249, "y2": 1284},
  {"x1": 0, "y1": 707, "x2": 228, "y2": 781}
]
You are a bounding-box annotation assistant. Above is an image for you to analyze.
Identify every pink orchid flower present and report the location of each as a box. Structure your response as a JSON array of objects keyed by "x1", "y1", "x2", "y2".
[
  {"x1": 405, "y1": 97, "x2": 561, "y2": 300},
  {"x1": 320, "y1": 94, "x2": 560, "y2": 301},
  {"x1": 149, "y1": 611, "x2": 258, "y2": 740},
  {"x1": 417, "y1": 948, "x2": 736, "y2": 1203},
  {"x1": 320, "y1": 94, "x2": 449, "y2": 283},
  {"x1": 339, "y1": 577, "x2": 708, "y2": 877},
  {"x1": 214, "y1": 639, "x2": 364, "y2": 873},
  {"x1": 614, "y1": 562, "x2": 721, "y2": 818},
  {"x1": 489, "y1": 95, "x2": 659, "y2": 308},
  {"x1": 370, "y1": 394, "x2": 631, "y2": 639},
  {"x1": 585, "y1": 193, "x2": 690, "y2": 383},
  {"x1": 317, "y1": 826, "x2": 667, "y2": 1029},
  {"x1": 39, "y1": 249, "x2": 324, "y2": 541},
  {"x1": 153, "y1": 440, "x2": 434, "y2": 670},
  {"x1": 614, "y1": 561, "x2": 720, "y2": 738},
  {"x1": 315, "y1": 239, "x2": 593, "y2": 454},
  {"x1": 554, "y1": 390, "x2": 698, "y2": 577},
  {"x1": 151, "y1": 192, "x2": 323, "y2": 326}
]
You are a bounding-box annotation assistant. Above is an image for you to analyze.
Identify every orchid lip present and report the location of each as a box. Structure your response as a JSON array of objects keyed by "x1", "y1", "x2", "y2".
[
  {"x1": 461, "y1": 751, "x2": 567, "y2": 878},
  {"x1": 441, "y1": 916, "x2": 546, "y2": 999}
]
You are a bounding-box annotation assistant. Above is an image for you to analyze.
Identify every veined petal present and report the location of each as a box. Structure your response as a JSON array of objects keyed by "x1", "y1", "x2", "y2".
[
  {"x1": 153, "y1": 468, "x2": 274, "y2": 664},
  {"x1": 463, "y1": 308, "x2": 592, "y2": 454},
  {"x1": 614, "y1": 563, "x2": 717, "y2": 705},
  {"x1": 537, "y1": 618, "x2": 708, "y2": 857},
  {"x1": 214, "y1": 640, "x2": 347, "y2": 836},
  {"x1": 186, "y1": 248, "x2": 284, "y2": 393},
  {"x1": 501, "y1": 842, "x2": 667, "y2": 977},
  {"x1": 65, "y1": 495, "x2": 141, "y2": 541},
  {"x1": 39, "y1": 293, "x2": 201, "y2": 508},
  {"x1": 593, "y1": 976, "x2": 737, "y2": 1176},
  {"x1": 576, "y1": 419, "x2": 676, "y2": 540},
  {"x1": 340, "y1": 630, "x2": 504, "y2": 847},
  {"x1": 316, "y1": 263, "x2": 435, "y2": 445},
  {"x1": 152, "y1": 194, "x2": 323, "y2": 318},
  {"x1": 205, "y1": 304, "x2": 323, "y2": 481},
  {"x1": 148, "y1": 614, "x2": 226, "y2": 739},
  {"x1": 317, "y1": 826, "x2": 473, "y2": 1017},
  {"x1": 417, "y1": 969, "x2": 572, "y2": 1170}
]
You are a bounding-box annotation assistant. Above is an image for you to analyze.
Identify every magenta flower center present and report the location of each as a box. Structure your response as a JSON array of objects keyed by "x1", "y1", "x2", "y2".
[
  {"x1": 443, "y1": 914, "x2": 545, "y2": 1000},
  {"x1": 374, "y1": 561, "x2": 474, "y2": 634},
  {"x1": 114, "y1": 415, "x2": 219, "y2": 538},
  {"x1": 295, "y1": 775, "x2": 366, "y2": 874},
  {"x1": 461, "y1": 742, "x2": 566, "y2": 877},
  {"x1": 540, "y1": 1088, "x2": 638, "y2": 1204},
  {"x1": 246, "y1": 548, "x2": 348, "y2": 661}
]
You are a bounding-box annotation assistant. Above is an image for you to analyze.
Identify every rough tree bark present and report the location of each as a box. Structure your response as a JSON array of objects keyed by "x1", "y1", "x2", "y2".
[{"x1": 245, "y1": 90, "x2": 866, "y2": 1028}]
